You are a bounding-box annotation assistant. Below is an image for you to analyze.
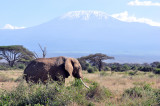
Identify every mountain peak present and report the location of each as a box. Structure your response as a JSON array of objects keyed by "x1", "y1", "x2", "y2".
[{"x1": 60, "y1": 10, "x2": 109, "y2": 20}]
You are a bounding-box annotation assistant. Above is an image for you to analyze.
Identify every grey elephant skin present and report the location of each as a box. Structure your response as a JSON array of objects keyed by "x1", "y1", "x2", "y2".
[{"x1": 23, "y1": 56, "x2": 83, "y2": 83}]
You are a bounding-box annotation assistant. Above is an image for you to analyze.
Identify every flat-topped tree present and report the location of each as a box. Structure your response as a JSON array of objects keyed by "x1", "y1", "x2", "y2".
[
  {"x1": 81, "y1": 53, "x2": 114, "y2": 71},
  {"x1": 0, "y1": 45, "x2": 35, "y2": 67}
]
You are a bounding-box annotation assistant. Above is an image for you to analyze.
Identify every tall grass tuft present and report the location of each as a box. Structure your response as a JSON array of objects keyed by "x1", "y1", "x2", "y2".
[{"x1": 121, "y1": 83, "x2": 160, "y2": 106}]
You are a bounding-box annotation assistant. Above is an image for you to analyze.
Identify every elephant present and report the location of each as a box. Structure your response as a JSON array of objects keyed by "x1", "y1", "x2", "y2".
[{"x1": 23, "y1": 56, "x2": 89, "y2": 88}]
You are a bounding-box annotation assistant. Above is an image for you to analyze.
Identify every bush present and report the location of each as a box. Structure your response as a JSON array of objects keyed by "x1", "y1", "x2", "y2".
[
  {"x1": 154, "y1": 89, "x2": 160, "y2": 104},
  {"x1": 86, "y1": 82, "x2": 112, "y2": 102},
  {"x1": 104, "y1": 66, "x2": 111, "y2": 71},
  {"x1": 122, "y1": 84, "x2": 160, "y2": 105},
  {"x1": 87, "y1": 67, "x2": 95, "y2": 73},
  {"x1": 127, "y1": 70, "x2": 138, "y2": 76},
  {"x1": 100, "y1": 71, "x2": 108, "y2": 77},
  {"x1": 93, "y1": 66, "x2": 98, "y2": 72},
  {"x1": 14, "y1": 76, "x2": 23, "y2": 82},
  {"x1": 153, "y1": 68, "x2": 160, "y2": 74},
  {"x1": 0, "y1": 79, "x2": 111, "y2": 106},
  {"x1": 123, "y1": 84, "x2": 153, "y2": 98},
  {"x1": 18, "y1": 64, "x2": 26, "y2": 69},
  {"x1": 0, "y1": 65, "x2": 10, "y2": 70},
  {"x1": 140, "y1": 67, "x2": 154, "y2": 72}
]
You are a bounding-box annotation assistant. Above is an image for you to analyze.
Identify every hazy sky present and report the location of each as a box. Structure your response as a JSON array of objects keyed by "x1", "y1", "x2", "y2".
[{"x1": 0, "y1": 0, "x2": 160, "y2": 28}]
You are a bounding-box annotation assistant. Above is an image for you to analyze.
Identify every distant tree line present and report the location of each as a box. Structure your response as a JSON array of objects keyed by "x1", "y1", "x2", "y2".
[{"x1": 78, "y1": 54, "x2": 160, "y2": 74}]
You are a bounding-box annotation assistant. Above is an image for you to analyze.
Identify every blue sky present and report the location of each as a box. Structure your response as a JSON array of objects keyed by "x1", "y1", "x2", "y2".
[{"x1": 0, "y1": 0, "x2": 160, "y2": 28}]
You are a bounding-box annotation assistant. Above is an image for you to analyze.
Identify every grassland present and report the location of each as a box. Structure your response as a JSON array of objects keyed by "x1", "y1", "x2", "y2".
[{"x1": 0, "y1": 70, "x2": 160, "y2": 105}]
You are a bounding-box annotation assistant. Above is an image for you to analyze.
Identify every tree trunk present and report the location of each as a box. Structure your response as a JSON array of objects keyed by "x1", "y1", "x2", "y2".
[
  {"x1": 98, "y1": 60, "x2": 102, "y2": 71},
  {"x1": 98, "y1": 67, "x2": 101, "y2": 71},
  {"x1": 9, "y1": 61, "x2": 14, "y2": 67}
]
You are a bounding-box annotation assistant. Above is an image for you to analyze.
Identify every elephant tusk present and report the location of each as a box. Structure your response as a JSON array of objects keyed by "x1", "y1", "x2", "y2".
[{"x1": 80, "y1": 78, "x2": 90, "y2": 89}]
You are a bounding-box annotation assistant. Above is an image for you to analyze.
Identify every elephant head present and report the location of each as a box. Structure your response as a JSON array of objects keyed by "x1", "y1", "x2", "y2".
[{"x1": 65, "y1": 58, "x2": 83, "y2": 78}]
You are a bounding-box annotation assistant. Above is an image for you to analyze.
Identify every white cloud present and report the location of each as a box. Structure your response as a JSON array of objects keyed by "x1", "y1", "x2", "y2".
[
  {"x1": 111, "y1": 11, "x2": 160, "y2": 27},
  {"x1": 128, "y1": 0, "x2": 160, "y2": 6},
  {"x1": 2, "y1": 24, "x2": 25, "y2": 29}
]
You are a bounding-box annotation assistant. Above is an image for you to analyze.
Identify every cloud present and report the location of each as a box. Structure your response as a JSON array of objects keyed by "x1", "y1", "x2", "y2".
[
  {"x1": 128, "y1": 0, "x2": 160, "y2": 6},
  {"x1": 111, "y1": 11, "x2": 160, "y2": 26},
  {"x1": 2, "y1": 24, "x2": 26, "y2": 29}
]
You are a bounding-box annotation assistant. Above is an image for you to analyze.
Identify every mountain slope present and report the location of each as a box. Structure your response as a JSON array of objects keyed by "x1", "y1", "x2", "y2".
[{"x1": 0, "y1": 11, "x2": 160, "y2": 55}]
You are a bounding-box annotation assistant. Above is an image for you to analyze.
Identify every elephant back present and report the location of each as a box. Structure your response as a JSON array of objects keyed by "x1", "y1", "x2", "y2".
[{"x1": 23, "y1": 56, "x2": 66, "y2": 83}]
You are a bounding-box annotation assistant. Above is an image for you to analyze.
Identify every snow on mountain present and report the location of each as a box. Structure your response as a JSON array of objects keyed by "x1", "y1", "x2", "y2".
[{"x1": 60, "y1": 11, "x2": 109, "y2": 20}]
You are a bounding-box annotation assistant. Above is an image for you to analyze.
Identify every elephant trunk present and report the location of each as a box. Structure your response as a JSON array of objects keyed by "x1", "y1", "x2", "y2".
[{"x1": 80, "y1": 78, "x2": 90, "y2": 89}]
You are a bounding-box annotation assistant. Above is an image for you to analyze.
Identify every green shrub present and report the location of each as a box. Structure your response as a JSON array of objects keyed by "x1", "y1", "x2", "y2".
[
  {"x1": 0, "y1": 78, "x2": 111, "y2": 106},
  {"x1": 122, "y1": 84, "x2": 160, "y2": 105},
  {"x1": 123, "y1": 84, "x2": 153, "y2": 98},
  {"x1": 153, "y1": 68, "x2": 160, "y2": 74},
  {"x1": 0, "y1": 66, "x2": 8, "y2": 70},
  {"x1": 87, "y1": 67, "x2": 95, "y2": 73},
  {"x1": 14, "y1": 76, "x2": 23, "y2": 82},
  {"x1": 93, "y1": 66, "x2": 98, "y2": 72},
  {"x1": 100, "y1": 71, "x2": 108, "y2": 76},
  {"x1": 18, "y1": 64, "x2": 26, "y2": 69},
  {"x1": 154, "y1": 89, "x2": 160, "y2": 104},
  {"x1": 0, "y1": 81, "x2": 74, "y2": 106},
  {"x1": 104, "y1": 66, "x2": 111, "y2": 71},
  {"x1": 86, "y1": 82, "x2": 112, "y2": 102},
  {"x1": 128, "y1": 70, "x2": 138, "y2": 76}
]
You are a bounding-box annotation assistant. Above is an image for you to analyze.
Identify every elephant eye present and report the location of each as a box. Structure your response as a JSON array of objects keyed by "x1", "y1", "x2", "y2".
[{"x1": 77, "y1": 66, "x2": 80, "y2": 69}]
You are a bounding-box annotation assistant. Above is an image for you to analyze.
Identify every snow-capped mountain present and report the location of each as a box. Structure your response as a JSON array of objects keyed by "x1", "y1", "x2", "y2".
[
  {"x1": 0, "y1": 11, "x2": 160, "y2": 57},
  {"x1": 60, "y1": 11, "x2": 109, "y2": 20}
]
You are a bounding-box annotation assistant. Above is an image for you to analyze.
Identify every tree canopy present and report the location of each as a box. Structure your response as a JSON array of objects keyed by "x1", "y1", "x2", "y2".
[
  {"x1": 0, "y1": 45, "x2": 35, "y2": 67},
  {"x1": 80, "y1": 53, "x2": 114, "y2": 71}
]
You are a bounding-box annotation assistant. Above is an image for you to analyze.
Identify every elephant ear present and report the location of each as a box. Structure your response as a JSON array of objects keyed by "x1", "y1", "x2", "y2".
[{"x1": 65, "y1": 58, "x2": 74, "y2": 76}]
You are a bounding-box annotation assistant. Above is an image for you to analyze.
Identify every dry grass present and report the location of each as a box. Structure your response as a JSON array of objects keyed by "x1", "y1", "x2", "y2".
[
  {"x1": 0, "y1": 70, "x2": 23, "y2": 90},
  {"x1": 82, "y1": 71, "x2": 160, "y2": 97},
  {"x1": 0, "y1": 70, "x2": 160, "y2": 98},
  {"x1": 0, "y1": 70, "x2": 23, "y2": 80}
]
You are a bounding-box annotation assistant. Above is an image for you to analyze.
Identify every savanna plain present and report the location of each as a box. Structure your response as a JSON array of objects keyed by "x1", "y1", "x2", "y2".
[{"x1": 0, "y1": 70, "x2": 160, "y2": 106}]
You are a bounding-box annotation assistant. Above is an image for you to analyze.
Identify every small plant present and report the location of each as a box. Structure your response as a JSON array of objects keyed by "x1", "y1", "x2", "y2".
[
  {"x1": 122, "y1": 83, "x2": 160, "y2": 105},
  {"x1": 18, "y1": 64, "x2": 26, "y2": 69},
  {"x1": 104, "y1": 66, "x2": 111, "y2": 71},
  {"x1": 87, "y1": 67, "x2": 95, "y2": 73},
  {"x1": 14, "y1": 76, "x2": 23, "y2": 82},
  {"x1": 148, "y1": 74, "x2": 155, "y2": 78},
  {"x1": 86, "y1": 82, "x2": 112, "y2": 102},
  {"x1": 100, "y1": 71, "x2": 108, "y2": 76},
  {"x1": 153, "y1": 68, "x2": 160, "y2": 74},
  {"x1": 93, "y1": 66, "x2": 98, "y2": 72},
  {"x1": 123, "y1": 83, "x2": 153, "y2": 98},
  {"x1": 128, "y1": 70, "x2": 138, "y2": 76},
  {"x1": 0, "y1": 65, "x2": 8, "y2": 70}
]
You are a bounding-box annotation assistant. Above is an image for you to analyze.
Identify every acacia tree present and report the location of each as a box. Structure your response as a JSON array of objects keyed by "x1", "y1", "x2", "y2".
[
  {"x1": 81, "y1": 53, "x2": 114, "y2": 71},
  {"x1": 0, "y1": 45, "x2": 35, "y2": 67}
]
